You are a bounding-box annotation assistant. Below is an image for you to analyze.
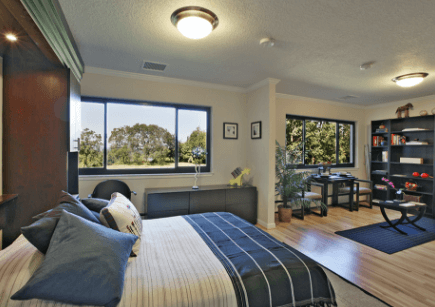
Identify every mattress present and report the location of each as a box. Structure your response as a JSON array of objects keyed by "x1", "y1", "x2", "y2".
[{"x1": 0, "y1": 212, "x2": 336, "y2": 307}]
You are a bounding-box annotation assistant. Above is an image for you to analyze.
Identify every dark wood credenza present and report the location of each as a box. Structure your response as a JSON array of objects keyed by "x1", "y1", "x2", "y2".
[{"x1": 146, "y1": 185, "x2": 257, "y2": 224}]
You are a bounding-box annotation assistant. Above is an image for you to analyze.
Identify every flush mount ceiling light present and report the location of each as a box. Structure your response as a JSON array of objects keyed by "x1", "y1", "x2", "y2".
[
  {"x1": 392, "y1": 73, "x2": 429, "y2": 88},
  {"x1": 171, "y1": 6, "x2": 218, "y2": 39},
  {"x1": 5, "y1": 33, "x2": 17, "y2": 42}
]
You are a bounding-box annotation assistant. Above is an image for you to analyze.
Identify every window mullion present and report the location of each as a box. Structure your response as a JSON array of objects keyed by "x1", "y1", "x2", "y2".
[
  {"x1": 104, "y1": 102, "x2": 108, "y2": 169},
  {"x1": 175, "y1": 109, "x2": 179, "y2": 169},
  {"x1": 302, "y1": 119, "x2": 306, "y2": 166}
]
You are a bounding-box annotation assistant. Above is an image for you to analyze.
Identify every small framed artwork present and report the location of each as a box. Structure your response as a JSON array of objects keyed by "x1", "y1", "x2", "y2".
[
  {"x1": 251, "y1": 121, "x2": 261, "y2": 139},
  {"x1": 223, "y1": 122, "x2": 238, "y2": 139}
]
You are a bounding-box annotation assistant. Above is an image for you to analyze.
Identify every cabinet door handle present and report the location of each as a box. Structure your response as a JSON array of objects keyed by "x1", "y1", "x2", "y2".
[{"x1": 73, "y1": 138, "x2": 80, "y2": 151}]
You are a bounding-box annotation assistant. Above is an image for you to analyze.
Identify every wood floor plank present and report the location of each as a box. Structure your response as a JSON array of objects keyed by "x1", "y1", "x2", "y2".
[{"x1": 258, "y1": 206, "x2": 435, "y2": 307}]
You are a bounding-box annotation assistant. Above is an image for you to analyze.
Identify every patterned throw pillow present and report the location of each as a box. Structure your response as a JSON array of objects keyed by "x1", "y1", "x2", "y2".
[{"x1": 100, "y1": 192, "x2": 142, "y2": 256}]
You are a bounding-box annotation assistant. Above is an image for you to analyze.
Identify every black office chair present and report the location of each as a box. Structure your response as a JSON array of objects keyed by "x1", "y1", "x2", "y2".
[{"x1": 88, "y1": 180, "x2": 137, "y2": 200}]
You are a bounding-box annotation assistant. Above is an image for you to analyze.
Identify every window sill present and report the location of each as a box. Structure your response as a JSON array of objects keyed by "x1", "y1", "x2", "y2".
[{"x1": 79, "y1": 172, "x2": 214, "y2": 181}]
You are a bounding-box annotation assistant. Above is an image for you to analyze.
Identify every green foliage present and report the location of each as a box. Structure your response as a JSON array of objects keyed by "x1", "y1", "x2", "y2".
[
  {"x1": 179, "y1": 127, "x2": 207, "y2": 164},
  {"x1": 80, "y1": 124, "x2": 207, "y2": 168},
  {"x1": 286, "y1": 118, "x2": 351, "y2": 165},
  {"x1": 79, "y1": 128, "x2": 103, "y2": 168},
  {"x1": 275, "y1": 141, "x2": 326, "y2": 211}
]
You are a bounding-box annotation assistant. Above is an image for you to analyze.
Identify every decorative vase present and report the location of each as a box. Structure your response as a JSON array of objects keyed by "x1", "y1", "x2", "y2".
[{"x1": 192, "y1": 164, "x2": 200, "y2": 189}]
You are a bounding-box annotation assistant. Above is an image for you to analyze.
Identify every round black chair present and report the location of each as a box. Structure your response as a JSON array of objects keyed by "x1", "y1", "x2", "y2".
[{"x1": 88, "y1": 180, "x2": 137, "y2": 200}]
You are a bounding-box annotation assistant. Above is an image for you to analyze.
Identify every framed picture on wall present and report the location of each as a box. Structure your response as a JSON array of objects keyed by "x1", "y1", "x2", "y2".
[
  {"x1": 223, "y1": 123, "x2": 238, "y2": 139},
  {"x1": 251, "y1": 121, "x2": 261, "y2": 139}
]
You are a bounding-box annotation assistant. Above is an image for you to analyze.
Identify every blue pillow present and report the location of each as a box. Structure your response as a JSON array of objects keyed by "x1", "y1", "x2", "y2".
[
  {"x1": 81, "y1": 197, "x2": 110, "y2": 212},
  {"x1": 12, "y1": 210, "x2": 137, "y2": 307},
  {"x1": 22, "y1": 191, "x2": 101, "y2": 254}
]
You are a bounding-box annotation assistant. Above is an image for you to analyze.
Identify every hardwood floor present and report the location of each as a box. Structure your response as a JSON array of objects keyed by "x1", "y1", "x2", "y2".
[{"x1": 258, "y1": 206, "x2": 435, "y2": 307}]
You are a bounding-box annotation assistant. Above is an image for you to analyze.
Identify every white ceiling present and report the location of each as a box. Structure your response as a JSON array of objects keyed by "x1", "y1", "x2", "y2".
[{"x1": 58, "y1": 0, "x2": 435, "y2": 106}]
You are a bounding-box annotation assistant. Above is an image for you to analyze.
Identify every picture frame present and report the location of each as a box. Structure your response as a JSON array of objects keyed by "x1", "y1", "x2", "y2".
[
  {"x1": 251, "y1": 121, "x2": 261, "y2": 139},
  {"x1": 223, "y1": 122, "x2": 238, "y2": 139}
]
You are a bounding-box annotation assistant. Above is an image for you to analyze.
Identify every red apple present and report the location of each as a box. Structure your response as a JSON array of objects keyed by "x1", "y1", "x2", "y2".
[
  {"x1": 412, "y1": 172, "x2": 420, "y2": 177},
  {"x1": 421, "y1": 173, "x2": 429, "y2": 178}
]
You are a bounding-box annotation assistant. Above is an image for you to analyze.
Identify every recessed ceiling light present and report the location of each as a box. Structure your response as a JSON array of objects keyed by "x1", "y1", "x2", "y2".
[
  {"x1": 171, "y1": 6, "x2": 218, "y2": 39},
  {"x1": 392, "y1": 73, "x2": 429, "y2": 88},
  {"x1": 5, "y1": 33, "x2": 17, "y2": 42}
]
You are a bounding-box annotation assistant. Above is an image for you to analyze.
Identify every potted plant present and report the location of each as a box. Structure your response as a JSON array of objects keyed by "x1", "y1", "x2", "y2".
[{"x1": 275, "y1": 141, "x2": 325, "y2": 222}]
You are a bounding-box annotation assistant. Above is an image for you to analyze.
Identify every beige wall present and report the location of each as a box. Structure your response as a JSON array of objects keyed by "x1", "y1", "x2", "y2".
[
  {"x1": 80, "y1": 72, "x2": 248, "y2": 213},
  {"x1": 275, "y1": 94, "x2": 367, "y2": 181},
  {"x1": 246, "y1": 81, "x2": 277, "y2": 228}
]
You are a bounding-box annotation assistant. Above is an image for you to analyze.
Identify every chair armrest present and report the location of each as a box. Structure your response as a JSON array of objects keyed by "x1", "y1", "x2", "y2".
[
  {"x1": 131, "y1": 191, "x2": 137, "y2": 195},
  {"x1": 354, "y1": 179, "x2": 373, "y2": 189}
]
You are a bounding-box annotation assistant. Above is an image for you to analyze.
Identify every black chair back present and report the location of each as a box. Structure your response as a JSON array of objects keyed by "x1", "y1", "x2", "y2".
[{"x1": 90, "y1": 180, "x2": 133, "y2": 200}]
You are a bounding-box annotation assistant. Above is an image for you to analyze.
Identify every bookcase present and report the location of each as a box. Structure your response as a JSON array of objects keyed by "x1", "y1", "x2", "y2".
[{"x1": 371, "y1": 115, "x2": 434, "y2": 217}]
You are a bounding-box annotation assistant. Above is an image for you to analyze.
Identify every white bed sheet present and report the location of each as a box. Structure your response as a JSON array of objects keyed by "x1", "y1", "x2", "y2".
[{"x1": 0, "y1": 216, "x2": 238, "y2": 307}]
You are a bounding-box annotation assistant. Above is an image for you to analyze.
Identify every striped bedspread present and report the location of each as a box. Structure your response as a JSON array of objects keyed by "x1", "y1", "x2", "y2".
[
  {"x1": 184, "y1": 212, "x2": 336, "y2": 307},
  {"x1": 0, "y1": 213, "x2": 336, "y2": 307}
]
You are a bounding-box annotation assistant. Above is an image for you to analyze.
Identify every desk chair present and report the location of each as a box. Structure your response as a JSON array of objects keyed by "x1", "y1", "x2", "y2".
[
  {"x1": 88, "y1": 180, "x2": 137, "y2": 200},
  {"x1": 339, "y1": 179, "x2": 373, "y2": 209}
]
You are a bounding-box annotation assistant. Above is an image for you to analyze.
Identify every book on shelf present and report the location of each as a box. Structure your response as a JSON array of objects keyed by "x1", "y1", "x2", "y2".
[
  {"x1": 372, "y1": 170, "x2": 388, "y2": 174},
  {"x1": 405, "y1": 141, "x2": 429, "y2": 145},
  {"x1": 402, "y1": 128, "x2": 429, "y2": 132},
  {"x1": 391, "y1": 134, "x2": 406, "y2": 145},
  {"x1": 375, "y1": 128, "x2": 388, "y2": 133},
  {"x1": 382, "y1": 151, "x2": 388, "y2": 162},
  {"x1": 399, "y1": 157, "x2": 423, "y2": 164}
]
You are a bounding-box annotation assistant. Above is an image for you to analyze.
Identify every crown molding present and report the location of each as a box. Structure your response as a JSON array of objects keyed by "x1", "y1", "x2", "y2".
[
  {"x1": 85, "y1": 66, "x2": 247, "y2": 93},
  {"x1": 364, "y1": 94, "x2": 435, "y2": 109},
  {"x1": 275, "y1": 93, "x2": 366, "y2": 109}
]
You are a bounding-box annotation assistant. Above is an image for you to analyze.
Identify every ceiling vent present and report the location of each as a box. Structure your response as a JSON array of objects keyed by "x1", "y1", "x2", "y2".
[
  {"x1": 142, "y1": 61, "x2": 167, "y2": 72},
  {"x1": 339, "y1": 95, "x2": 359, "y2": 101}
]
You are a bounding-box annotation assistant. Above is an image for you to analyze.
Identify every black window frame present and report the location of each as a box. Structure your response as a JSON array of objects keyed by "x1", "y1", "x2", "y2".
[
  {"x1": 79, "y1": 96, "x2": 211, "y2": 175},
  {"x1": 286, "y1": 114, "x2": 355, "y2": 169}
]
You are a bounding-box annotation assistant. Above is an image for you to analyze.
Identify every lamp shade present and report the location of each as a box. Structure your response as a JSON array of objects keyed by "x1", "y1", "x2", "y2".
[
  {"x1": 392, "y1": 73, "x2": 429, "y2": 88},
  {"x1": 171, "y1": 7, "x2": 218, "y2": 39}
]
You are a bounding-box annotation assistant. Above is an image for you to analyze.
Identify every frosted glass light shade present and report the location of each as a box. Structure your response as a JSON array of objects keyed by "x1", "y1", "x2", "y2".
[
  {"x1": 392, "y1": 73, "x2": 428, "y2": 88},
  {"x1": 177, "y1": 16, "x2": 213, "y2": 39},
  {"x1": 171, "y1": 7, "x2": 218, "y2": 40}
]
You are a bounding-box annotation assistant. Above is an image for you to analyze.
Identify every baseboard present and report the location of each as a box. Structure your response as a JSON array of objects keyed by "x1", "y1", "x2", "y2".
[{"x1": 257, "y1": 219, "x2": 276, "y2": 229}]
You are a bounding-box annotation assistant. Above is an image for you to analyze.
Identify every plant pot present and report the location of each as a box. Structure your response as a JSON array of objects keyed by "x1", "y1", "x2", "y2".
[{"x1": 278, "y1": 205, "x2": 293, "y2": 223}]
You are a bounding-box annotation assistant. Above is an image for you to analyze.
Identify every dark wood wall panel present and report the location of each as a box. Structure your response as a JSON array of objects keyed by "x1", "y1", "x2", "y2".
[{"x1": 2, "y1": 49, "x2": 68, "y2": 247}]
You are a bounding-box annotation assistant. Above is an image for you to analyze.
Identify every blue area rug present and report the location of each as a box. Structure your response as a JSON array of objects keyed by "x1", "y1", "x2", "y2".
[{"x1": 335, "y1": 217, "x2": 435, "y2": 254}]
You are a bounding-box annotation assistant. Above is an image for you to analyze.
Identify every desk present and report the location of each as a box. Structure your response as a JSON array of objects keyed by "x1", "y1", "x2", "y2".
[{"x1": 311, "y1": 175, "x2": 357, "y2": 212}]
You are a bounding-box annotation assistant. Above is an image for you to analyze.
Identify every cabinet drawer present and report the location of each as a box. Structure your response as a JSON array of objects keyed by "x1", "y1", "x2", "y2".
[
  {"x1": 147, "y1": 192, "x2": 189, "y2": 213},
  {"x1": 190, "y1": 190, "x2": 226, "y2": 214},
  {"x1": 147, "y1": 209, "x2": 189, "y2": 219},
  {"x1": 226, "y1": 187, "x2": 257, "y2": 205}
]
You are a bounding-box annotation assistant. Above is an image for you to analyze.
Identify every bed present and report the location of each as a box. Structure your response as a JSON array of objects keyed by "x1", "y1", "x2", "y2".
[{"x1": 0, "y1": 210, "x2": 336, "y2": 307}]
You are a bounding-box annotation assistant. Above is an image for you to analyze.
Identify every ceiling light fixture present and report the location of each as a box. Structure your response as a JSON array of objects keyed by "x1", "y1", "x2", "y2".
[
  {"x1": 171, "y1": 6, "x2": 218, "y2": 39},
  {"x1": 259, "y1": 38, "x2": 275, "y2": 48},
  {"x1": 5, "y1": 33, "x2": 17, "y2": 42},
  {"x1": 392, "y1": 73, "x2": 429, "y2": 88}
]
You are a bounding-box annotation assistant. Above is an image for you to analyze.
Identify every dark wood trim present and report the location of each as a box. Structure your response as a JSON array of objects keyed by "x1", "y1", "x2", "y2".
[{"x1": 0, "y1": 0, "x2": 61, "y2": 64}]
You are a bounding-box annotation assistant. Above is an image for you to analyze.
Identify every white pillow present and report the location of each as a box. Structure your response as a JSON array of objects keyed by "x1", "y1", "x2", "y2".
[{"x1": 100, "y1": 192, "x2": 142, "y2": 256}]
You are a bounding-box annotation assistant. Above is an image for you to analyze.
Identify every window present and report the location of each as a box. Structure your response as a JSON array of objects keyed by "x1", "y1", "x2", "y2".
[
  {"x1": 80, "y1": 97, "x2": 211, "y2": 175},
  {"x1": 285, "y1": 115, "x2": 355, "y2": 168}
]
